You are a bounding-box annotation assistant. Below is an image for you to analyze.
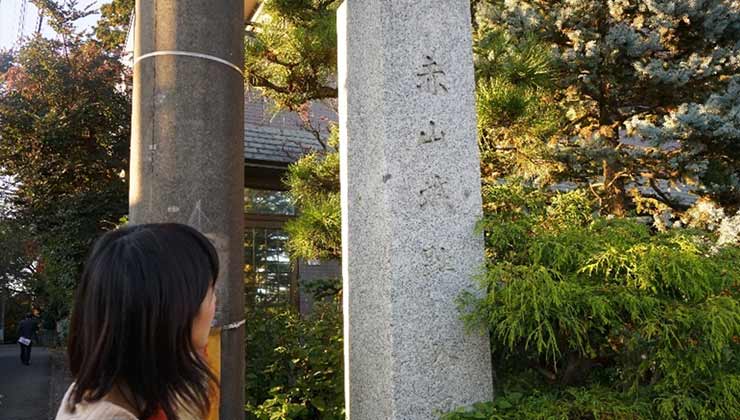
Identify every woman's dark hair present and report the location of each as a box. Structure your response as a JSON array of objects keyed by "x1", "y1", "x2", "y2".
[{"x1": 68, "y1": 223, "x2": 219, "y2": 420}]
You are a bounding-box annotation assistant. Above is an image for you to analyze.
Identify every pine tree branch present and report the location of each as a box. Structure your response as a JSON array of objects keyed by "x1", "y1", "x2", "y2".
[
  {"x1": 264, "y1": 52, "x2": 299, "y2": 69},
  {"x1": 647, "y1": 178, "x2": 690, "y2": 211},
  {"x1": 317, "y1": 0, "x2": 337, "y2": 10},
  {"x1": 588, "y1": 182, "x2": 604, "y2": 208},
  {"x1": 249, "y1": 74, "x2": 338, "y2": 104},
  {"x1": 298, "y1": 116, "x2": 328, "y2": 151},
  {"x1": 603, "y1": 171, "x2": 630, "y2": 191}
]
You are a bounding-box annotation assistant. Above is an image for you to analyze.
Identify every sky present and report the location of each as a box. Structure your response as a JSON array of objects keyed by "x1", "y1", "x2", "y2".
[{"x1": 0, "y1": 0, "x2": 102, "y2": 51}]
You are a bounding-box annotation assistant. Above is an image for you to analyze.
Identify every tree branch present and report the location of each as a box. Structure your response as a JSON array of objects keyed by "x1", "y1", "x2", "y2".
[
  {"x1": 647, "y1": 178, "x2": 691, "y2": 211},
  {"x1": 249, "y1": 74, "x2": 338, "y2": 104}
]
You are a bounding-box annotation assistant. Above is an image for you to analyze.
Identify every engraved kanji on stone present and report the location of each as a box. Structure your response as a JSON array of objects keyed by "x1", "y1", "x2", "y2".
[
  {"x1": 419, "y1": 120, "x2": 446, "y2": 145},
  {"x1": 421, "y1": 245, "x2": 454, "y2": 272},
  {"x1": 416, "y1": 55, "x2": 448, "y2": 95},
  {"x1": 419, "y1": 174, "x2": 450, "y2": 209}
]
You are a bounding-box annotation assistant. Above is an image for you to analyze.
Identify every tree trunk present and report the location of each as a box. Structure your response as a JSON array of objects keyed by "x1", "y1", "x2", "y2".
[
  {"x1": 603, "y1": 158, "x2": 626, "y2": 217},
  {"x1": 595, "y1": 1, "x2": 627, "y2": 217}
]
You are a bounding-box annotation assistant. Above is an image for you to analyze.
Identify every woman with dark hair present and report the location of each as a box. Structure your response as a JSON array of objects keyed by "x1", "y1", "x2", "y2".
[{"x1": 55, "y1": 223, "x2": 219, "y2": 420}]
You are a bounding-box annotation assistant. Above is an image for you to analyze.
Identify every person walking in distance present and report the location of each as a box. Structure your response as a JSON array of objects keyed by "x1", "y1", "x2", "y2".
[{"x1": 17, "y1": 313, "x2": 38, "y2": 365}]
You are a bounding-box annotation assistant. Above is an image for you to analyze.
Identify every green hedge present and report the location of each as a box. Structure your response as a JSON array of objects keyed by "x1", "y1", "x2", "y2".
[
  {"x1": 245, "y1": 299, "x2": 344, "y2": 420},
  {"x1": 445, "y1": 184, "x2": 740, "y2": 420}
]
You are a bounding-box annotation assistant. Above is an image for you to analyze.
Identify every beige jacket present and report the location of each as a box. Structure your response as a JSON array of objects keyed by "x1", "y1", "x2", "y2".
[
  {"x1": 55, "y1": 383, "x2": 203, "y2": 420},
  {"x1": 55, "y1": 384, "x2": 137, "y2": 420}
]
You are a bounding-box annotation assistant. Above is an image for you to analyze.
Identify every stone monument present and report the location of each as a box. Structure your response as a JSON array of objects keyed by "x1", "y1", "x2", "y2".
[{"x1": 338, "y1": 1, "x2": 493, "y2": 418}]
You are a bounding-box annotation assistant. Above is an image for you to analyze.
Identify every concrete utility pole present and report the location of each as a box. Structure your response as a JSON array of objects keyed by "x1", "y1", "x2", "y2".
[{"x1": 129, "y1": 1, "x2": 245, "y2": 419}]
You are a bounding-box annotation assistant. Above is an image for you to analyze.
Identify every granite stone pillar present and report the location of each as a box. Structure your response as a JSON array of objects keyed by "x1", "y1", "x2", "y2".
[
  {"x1": 338, "y1": 1, "x2": 493, "y2": 419},
  {"x1": 129, "y1": 1, "x2": 245, "y2": 418}
]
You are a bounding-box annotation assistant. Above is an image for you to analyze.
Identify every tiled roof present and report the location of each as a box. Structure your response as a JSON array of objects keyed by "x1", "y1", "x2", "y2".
[
  {"x1": 245, "y1": 125, "x2": 325, "y2": 164},
  {"x1": 244, "y1": 90, "x2": 336, "y2": 164}
]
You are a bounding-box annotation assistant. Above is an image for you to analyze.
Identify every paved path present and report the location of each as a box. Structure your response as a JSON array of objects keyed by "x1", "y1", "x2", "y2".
[{"x1": 0, "y1": 344, "x2": 50, "y2": 420}]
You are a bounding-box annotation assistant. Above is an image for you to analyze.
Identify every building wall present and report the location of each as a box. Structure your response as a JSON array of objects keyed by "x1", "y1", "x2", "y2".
[
  {"x1": 298, "y1": 259, "x2": 341, "y2": 315},
  {"x1": 244, "y1": 92, "x2": 341, "y2": 314}
]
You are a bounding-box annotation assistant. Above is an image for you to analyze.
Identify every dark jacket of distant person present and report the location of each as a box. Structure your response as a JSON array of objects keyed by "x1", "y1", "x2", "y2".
[{"x1": 18, "y1": 315, "x2": 38, "y2": 340}]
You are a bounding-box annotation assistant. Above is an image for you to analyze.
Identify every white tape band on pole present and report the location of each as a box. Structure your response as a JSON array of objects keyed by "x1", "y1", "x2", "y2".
[
  {"x1": 221, "y1": 319, "x2": 246, "y2": 331},
  {"x1": 133, "y1": 50, "x2": 244, "y2": 76}
]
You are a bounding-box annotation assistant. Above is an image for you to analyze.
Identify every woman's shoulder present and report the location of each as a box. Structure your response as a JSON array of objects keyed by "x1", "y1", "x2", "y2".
[{"x1": 55, "y1": 384, "x2": 138, "y2": 420}]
